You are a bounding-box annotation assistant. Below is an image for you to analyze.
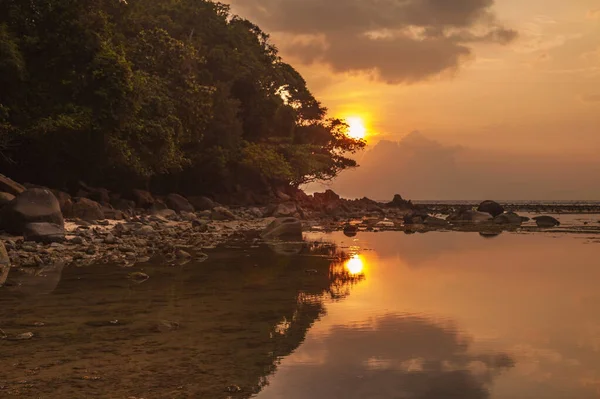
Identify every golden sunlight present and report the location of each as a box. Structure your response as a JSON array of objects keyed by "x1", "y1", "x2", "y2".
[
  {"x1": 345, "y1": 254, "x2": 365, "y2": 275},
  {"x1": 345, "y1": 116, "x2": 367, "y2": 140}
]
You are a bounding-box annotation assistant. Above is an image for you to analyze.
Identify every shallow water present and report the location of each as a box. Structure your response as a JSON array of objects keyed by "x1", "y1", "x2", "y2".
[{"x1": 2, "y1": 230, "x2": 600, "y2": 398}]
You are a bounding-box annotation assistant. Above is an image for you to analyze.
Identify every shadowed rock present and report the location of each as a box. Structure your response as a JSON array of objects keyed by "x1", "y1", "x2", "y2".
[
  {"x1": 262, "y1": 217, "x2": 302, "y2": 240},
  {"x1": 478, "y1": 200, "x2": 504, "y2": 218},
  {"x1": 0, "y1": 188, "x2": 64, "y2": 234},
  {"x1": 533, "y1": 216, "x2": 560, "y2": 228},
  {"x1": 23, "y1": 223, "x2": 66, "y2": 244}
]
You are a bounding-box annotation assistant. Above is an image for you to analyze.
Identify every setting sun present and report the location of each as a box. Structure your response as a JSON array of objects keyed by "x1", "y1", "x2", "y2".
[{"x1": 346, "y1": 117, "x2": 367, "y2": 140}]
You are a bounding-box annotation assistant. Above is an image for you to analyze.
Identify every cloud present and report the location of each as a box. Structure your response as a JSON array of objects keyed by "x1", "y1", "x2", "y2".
[
  {"x1": 581, "y1": 94, "x2": 600, "y2": 104},
  {"x1": 587, "y1": 9, "x2": 600, "y2": 19},
  {"x1": 305, "y1": 132, "x2": 600, "y2": 200},
  {"x1": 231, "y1": 0, "x2": 517, "y2": 84}
]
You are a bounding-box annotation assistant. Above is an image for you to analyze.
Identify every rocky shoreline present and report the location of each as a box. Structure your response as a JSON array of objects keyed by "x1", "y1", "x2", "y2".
[{"x1": 1, "y1": 173, "x2": 599, "y2": 283}]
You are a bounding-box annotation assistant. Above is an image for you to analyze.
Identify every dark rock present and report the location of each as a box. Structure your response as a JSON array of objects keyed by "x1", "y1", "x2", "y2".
[
  {"x1": 0, "y1": 192, "x2": 15, "y2": 207},
  {"x1": 313, "y1": 190, "x2": 340, "y2": 203},
  {"x1": 130, "y1": 189, "x2": 155, "y2": 209},
  {"x1": 0, "y1": 174, "x2": 25, "y2": 196},
  {"x1": 261, "y1": 217, "x2": 302, "y2": 240},
  {"x1": 388, "y1": 194, "x2": 413, "y2": 209},
  {"x1": 533, "y1": 216, "x2": 560, "y2": 228},
  {"x1": 111, "y1": 198, "x2": 136, "y2": 212},
  {"x1": 211, "y1": 207, "x2": 236, "y2": 221},
  {"x1": 23, "y1": 223, "x2": 65, "y2": 244},
  {"x1": 343, "y1": 224, "x2": 358, "y2": 237},
  {"x1": 153, "y1": 209, "x2": 177, "y2": 219},
  {"x1": 477, "y1": 200, "x2": 504, "y2": 218},
  {"x1": 166, "y1": 193, "x2": 194, "y2": 213},
  {"x1": 134, "y1": 225, "x2": 155, "y2": 236},
  {"x1": 51, "y1": 190, "x2": 74, "y2": 216},
  {"x1": 175, "y1": 249, "x2": 192, "y2": 259},
  {"x1": 192, "y1": 219, "x2": 209, "y2": 232},
  {"x1": 69, "y1": 198, "x2": 105, "y2": 221},
  {"x1": 403, "y1": 211, "x2": 429, "y2": 225},
  {"x1": 493, "y1": 212, "x2": 523, "y2": 225},
  {"x1": 188, "y1": 196, "x2": 216, "y2": 211},
  {"x1": 0, "y1": 188, "x2": 64, "y2": 234}
]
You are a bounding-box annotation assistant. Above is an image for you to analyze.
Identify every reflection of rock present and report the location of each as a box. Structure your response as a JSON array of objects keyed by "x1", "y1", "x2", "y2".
[
  {"x1": 268, "y1": 241, "x2": 304, "y2": 256},
  {"x1": 6, "y1": 264, "x2": 65, "y2": 295},
  {"x1": 493, "y1": 212, "x2": 523, "y2": 225},
  {"x1": 261, "y1": 314, "x2": 514, "y2": 399},
  {"x1": 449, "y1": 210, "x2": 492, "y2": 224},
  {"x1": 479, "y1": 231, "x2": 502, "y2": 239},
  {"x1": 262, "y1": 217, "x2": 302, "y2": 240}
]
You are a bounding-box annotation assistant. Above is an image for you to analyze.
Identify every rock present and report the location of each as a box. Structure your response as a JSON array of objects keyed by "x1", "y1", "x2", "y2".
[
  {"x1": 449, "y1": 210, "x2": 493, "y2": 224},
  {"x1": 175, "y1": 249, "x2": 192, "y2": 259},
  {"x1": 0, "y1": 192, "x2": 15, "y2": 207},
  {"x1": 533, "y1": 216, "x2": 560, "y2": 228},
  {"x1": 494, "y1": 212, "x2": 523, "y2": 225},
  {"x1": 313, "y1": 189, "x2": 340, "y2": 203},
  {"x1": 111, "y1": 198, "x2": 136, "y2": 212},
  {"x1": 188, "y1": 196, "x2": 216, "y2": 211},
  {"x1": 0, "y1": 188, "x2": 64, "y2": 234},
  {"x1": 102, "y1": 207, "x2": 124, "y2": 220},
  {"x1": 130, "y1": 189, "x2": 155, "y2": 209},
  {"x1": 152, "y1": 209, "x2": 177, "y2": 219},
  {"x1": 180, "y1": 211, "x2": 197, "y2": 221},
  {"x1": 104, "y1": 234, "x2": 117, "y2": 244},
  {"x1": 388, "y1": 194, "x2": 413, "y2": 208},
  {"x1": 192, "y1": 219, "x2": 209, "y2": 232},
  {"x1": 403, "y1": 211, "x2": 429, "y2": 225},
  {"x1": 0, "y1": 241, "x2": 9, "y2": 286},
  {"x1": 69, "y1": 236, "x2": 86, "y2": 245},
  {"x1": 261, "y1": 217, "x2": 302, "y2": 240},
  {"x1": 477, "y1": 200, "x2": 504, "y2": 218},
  {"x1": 247, "y1": 207, "x2": 264, "y2": 218},
  {"x1": 128, "y1": 272, "x2": 149, "y2": 282},
  {"x1": 0, "y1": 174, "x2": 25, "y2": 196},
  {"x1": 23, "y1": 223, "x2": 66, "y2": 244},
  {"x1": 270, "y1": 202, "x2": 297, "y2": 218},
  {"x1": 343, "y1": 224, "x2": 358, "y2": 237},
  {"x1": 51, "y1": 190, "x2": 74, "y2": 215},
  {"x1": 134, "y1": 225, "x2": 155, "y2": 236},
  {"x1": 166, "y1": 194, "x2": 194, "y2": 213},
  {"x1": 424, "y1": 216, "x2": 449, "y2": 227},
  {"x1": 211, "y1": 206, "x2": 236, "y2": 221},
  {"x1": 86, "y1": 186, "x2": 110, "y2": 205},
  {"x1": 68, "y1": 197, "x2": 105, "y2": 221}
]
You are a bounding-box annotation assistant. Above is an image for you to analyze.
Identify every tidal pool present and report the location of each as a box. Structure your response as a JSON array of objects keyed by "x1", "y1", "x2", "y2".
[{"x1": 1, "y1": 231, "x2": 600, "y2": 398}]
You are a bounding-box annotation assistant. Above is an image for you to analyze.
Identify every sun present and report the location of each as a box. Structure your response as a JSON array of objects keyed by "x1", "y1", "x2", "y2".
[
  {"x1": 345, "y1": 116, "x2": 367, "y2": 140},
  {"x1": 345, "y1": 254, "x2": 365, "y2": 275}
]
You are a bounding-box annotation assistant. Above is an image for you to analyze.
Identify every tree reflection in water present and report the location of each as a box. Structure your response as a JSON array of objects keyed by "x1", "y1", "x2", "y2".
[{"x1": 0, "y1": 240, "x2": 364, "y2": 398}]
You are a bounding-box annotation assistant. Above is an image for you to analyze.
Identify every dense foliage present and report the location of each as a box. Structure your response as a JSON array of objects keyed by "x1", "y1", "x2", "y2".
[{"x1": 0, "y1": 0, "x2": 365, "y2": 195}]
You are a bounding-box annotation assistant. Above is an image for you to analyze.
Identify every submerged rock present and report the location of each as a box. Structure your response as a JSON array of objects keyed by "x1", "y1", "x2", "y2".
[
  {"x1": 533, "y1": 216, "x2": 560, "y2": 228},
  {"x1": 424, "y1": 216, "x2": 449, "y2": 227},
  {"x1": 261, "y1": 217, "x2": 302, "y2": 240},
  {"x1": 0, "y1": 188, "x2": 64, "y2": 234},
  {"x1": 449, "y1": 210, "x2": 493, "y2": 224},
  {"x1": 477, "y1": 200, "x2": 504, "y2": 218}
]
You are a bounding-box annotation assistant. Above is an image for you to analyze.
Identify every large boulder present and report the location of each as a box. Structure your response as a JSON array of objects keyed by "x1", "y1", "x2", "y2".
[
  {"x1": 261, "y1": 217, "x2": 303, "y2": 240},
  {"x1": 188, "y1": 196, "x2": 216, "y2": 211},
  {"x1": 69, "y1": 198, "x2": 105, "y2": 221},
  {"x1": 0, "y1": 192, "x2": 15, "y2": 207},
  {"x1": 494, "y1": 212, "x2": 523, "y2": 225},
  {"x1": 166, "y1": 193, "x2": 194, "y2": 213},
  {"x1": 0, "y1": 174, "x2": 25, "y2": 196},
  {"x1": 533, "y1": 216, "x2": 560, "y2": 228},
  {"x1": 130, "y1": 189, "x2": 155, "y2": 209},
  {"x1": 477, "y1": 200, "x2": 504, "y2": 218},
  {"x1": 0, "y1": 188, "x2": 64, "y2": 234},
  {"x1": 23, "y1": 223, "x2": 65, "y2": 244}
]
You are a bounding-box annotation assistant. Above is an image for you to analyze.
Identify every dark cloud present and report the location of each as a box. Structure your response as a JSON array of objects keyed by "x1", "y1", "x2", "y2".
[{"x1": 230, "y1": 0, "x2": 517, "y2": 83}]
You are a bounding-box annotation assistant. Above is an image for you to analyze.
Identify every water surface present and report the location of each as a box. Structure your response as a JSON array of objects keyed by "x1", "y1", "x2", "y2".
[{"x1": 2, "y1": 230, "x2": 600, "y2": 398}]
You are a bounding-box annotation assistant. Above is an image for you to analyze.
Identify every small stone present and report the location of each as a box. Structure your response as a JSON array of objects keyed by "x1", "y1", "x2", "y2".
[
  {"x1": 128, "y1": 272, "x2": 149, "y2": 282},
  {"x1": 70, "y1": 236, "x2": 86, "y2": 245},
  {"x1": 134, "y1": 225, "x2": 155, "y2": 236},
  {"x1": 104, "y1": 234, "x2": 117, "y2": 244},
  {"x1": 175, "y1": 249, "x2": 192, "y2": 259}
]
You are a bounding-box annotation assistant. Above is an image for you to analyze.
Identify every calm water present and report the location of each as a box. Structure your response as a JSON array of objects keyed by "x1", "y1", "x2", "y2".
[{"x1": 2, "y1": 230, "x2": 600, "y2": 398}]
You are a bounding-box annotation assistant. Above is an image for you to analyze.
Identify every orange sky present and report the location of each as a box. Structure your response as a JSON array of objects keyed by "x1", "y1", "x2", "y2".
[
  {"x1": 230, "y1": 0, "x2": 600, "y2": 199},
  {"x1": 230, "y1": 0, "x2": 599, "y2": 154}
]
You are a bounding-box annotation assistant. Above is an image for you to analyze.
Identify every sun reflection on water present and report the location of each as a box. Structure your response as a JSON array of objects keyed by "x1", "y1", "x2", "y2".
[{"x1": 345, "y1": 254, "x2": 365, "y2": 275}]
